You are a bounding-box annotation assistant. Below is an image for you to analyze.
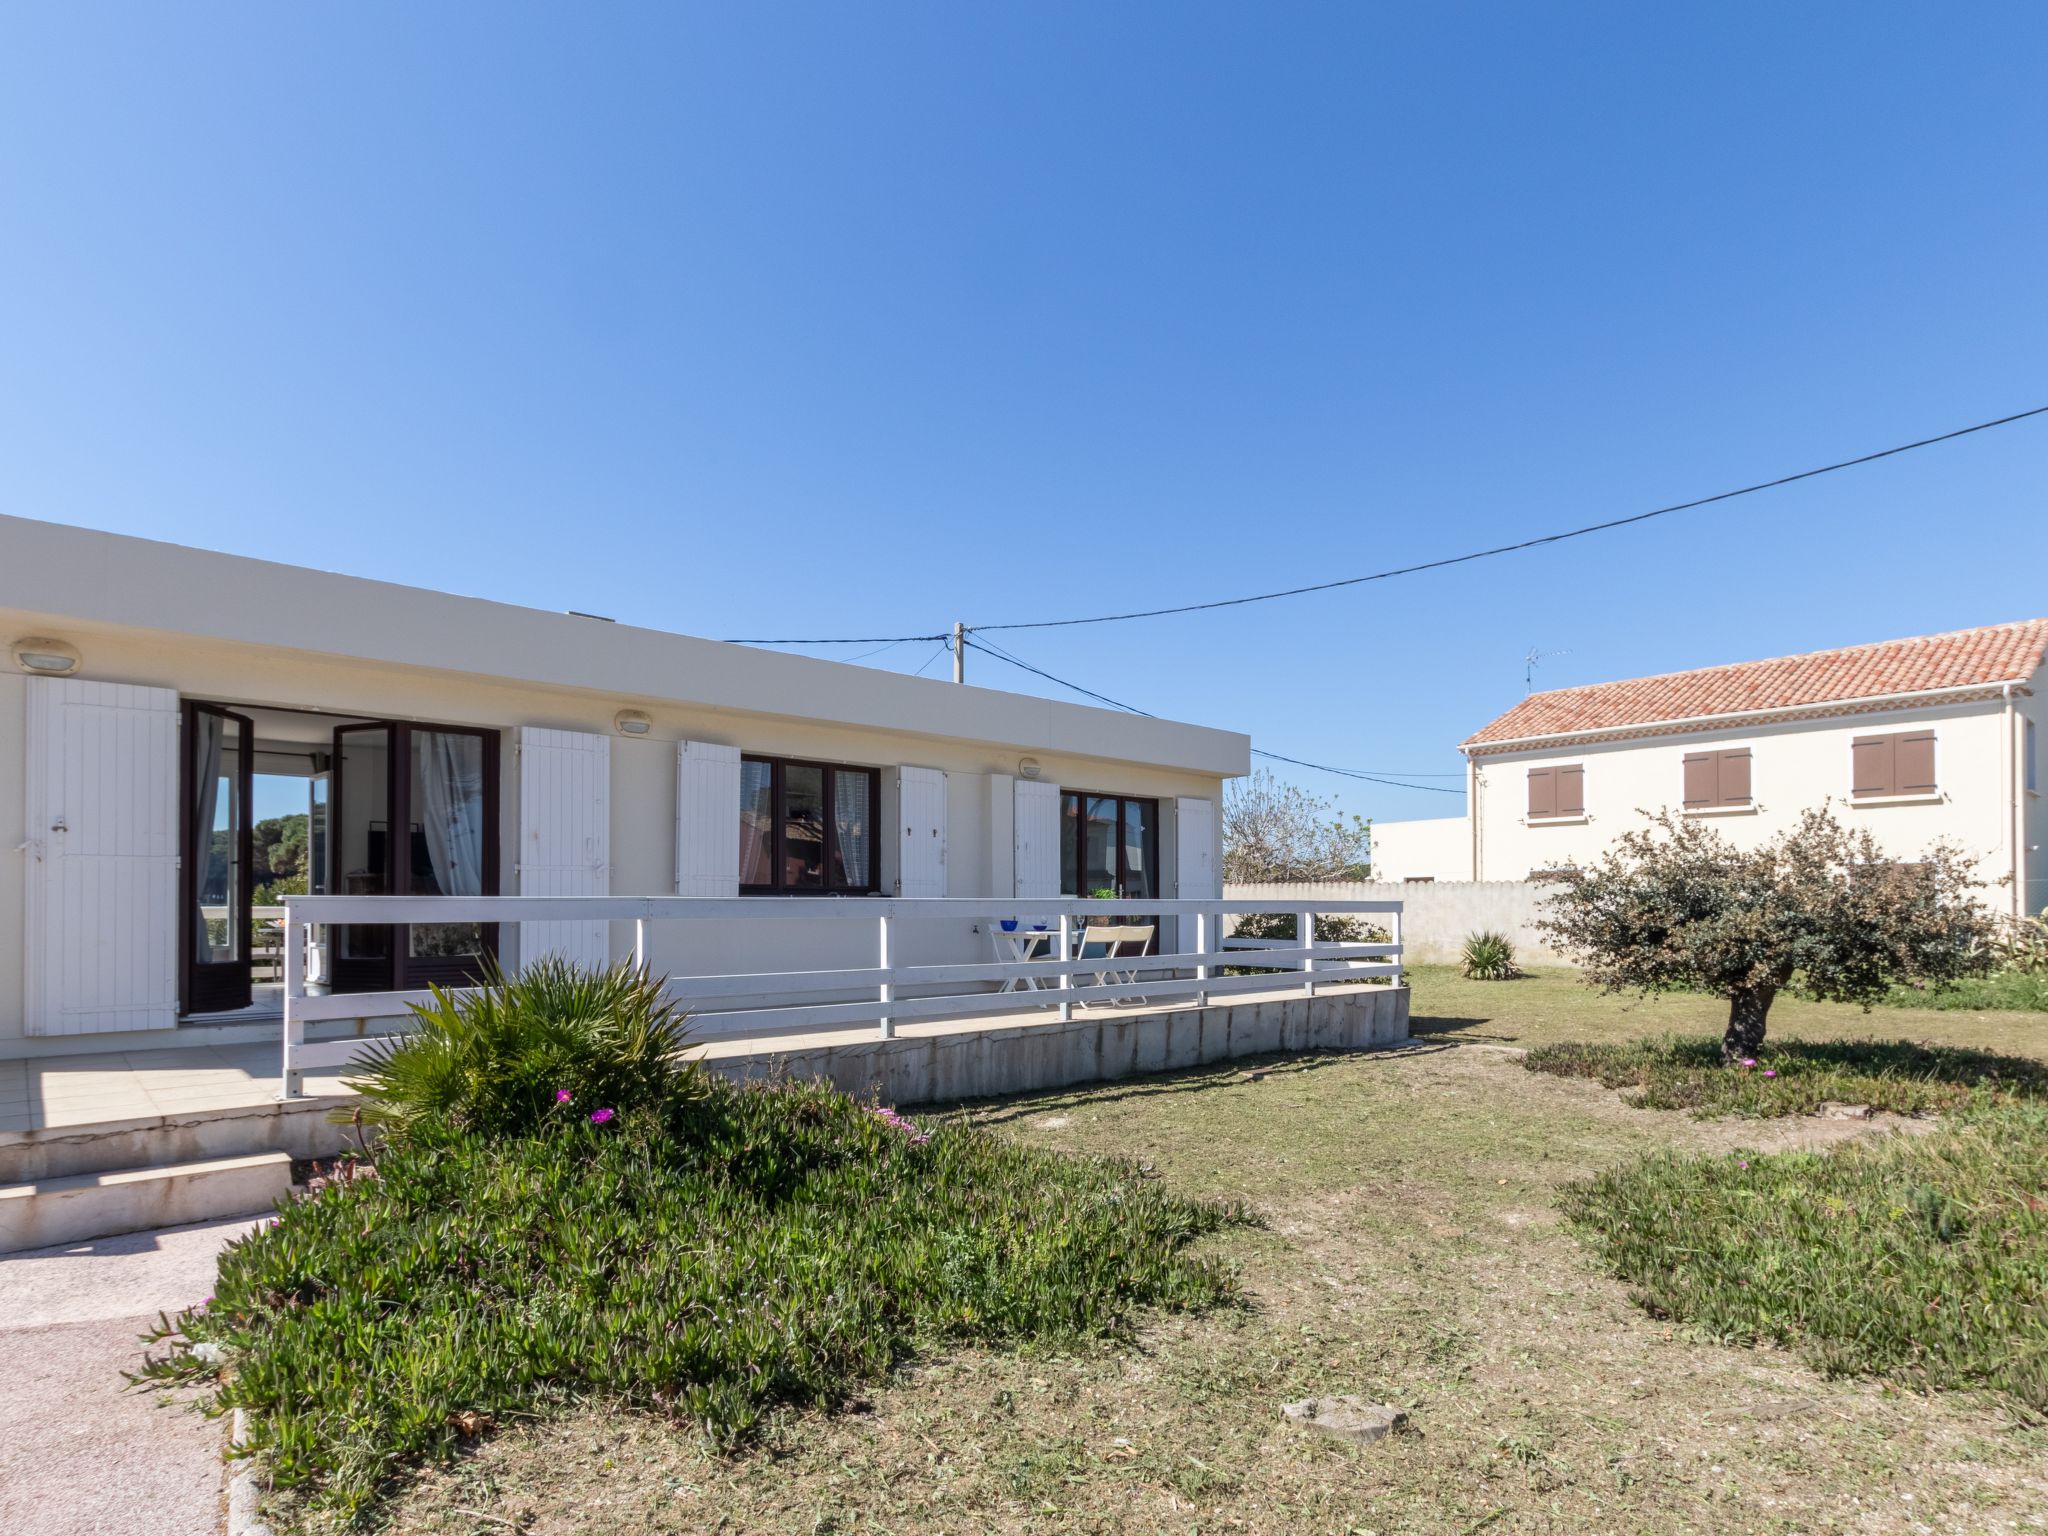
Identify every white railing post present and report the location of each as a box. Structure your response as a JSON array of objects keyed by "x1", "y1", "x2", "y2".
[
  {"x1": 1390, "y1": 905, "x2": 1404, "y2": 989},
  {"x1": 1194, "y1": 909, "x2": 1210, "y2": 1007},
  {"x1": 1300, "y1": 907, "x2": 1316, "y2": 997},
  {"x1": 280, "y1": 911, "x2": 306, "y2": 1100},
  {"x1": 634, "y1": 918, "x2": 647, "y2": 972},
  {"x1": 877, "y1": 913, "x2": 895, "y2": 1038},
  {"x1": 1058, "y1": 911, "x2": 1074, "y2": 1022}
]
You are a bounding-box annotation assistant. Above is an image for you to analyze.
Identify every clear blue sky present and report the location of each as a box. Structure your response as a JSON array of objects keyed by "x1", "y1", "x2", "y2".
[{"x1": 4, "y1": 3, "x2": 2044, "y2": 826}]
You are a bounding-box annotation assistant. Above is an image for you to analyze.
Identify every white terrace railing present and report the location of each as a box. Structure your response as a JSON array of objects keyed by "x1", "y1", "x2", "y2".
[{"x1": 277, "y1": 895, "x2": 1403, "y2": 1098}]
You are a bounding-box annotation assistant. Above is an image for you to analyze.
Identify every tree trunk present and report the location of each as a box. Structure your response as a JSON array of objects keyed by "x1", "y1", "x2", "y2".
[{"x1": 1721, "y1": 985, "x2": 1775, "y2": 1064}]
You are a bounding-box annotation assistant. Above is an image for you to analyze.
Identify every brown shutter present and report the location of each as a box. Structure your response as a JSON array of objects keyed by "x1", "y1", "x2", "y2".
[
  {"x1": 1555, "y1": 764, "x2": 1584, "y2": 816},
  {"x1": 1682, "y1": 752, "x2": 1717, "y2": 808},
  {"x1": 1527, "y1": 766, "x2": 1555, "y2": 818},
  {"x1": 1896, "y1": 732, "x2": 1937, "y2": 794},
  {"x1": 1716, "y1": 749, "x2": 1751, "y2": 806},
  {"x1": 1851, "y1": 735, "x2": 1894, "y2": 797}
]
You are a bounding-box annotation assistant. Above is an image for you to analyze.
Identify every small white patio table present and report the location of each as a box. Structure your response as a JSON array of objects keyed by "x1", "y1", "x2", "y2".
[{"x1": 990, "y1": 921, "x2": 1066, "y2": 993}]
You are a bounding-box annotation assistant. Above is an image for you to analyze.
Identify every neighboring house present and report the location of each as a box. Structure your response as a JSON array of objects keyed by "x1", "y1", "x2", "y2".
[
  {"x1": 1371, "y1": 620, "x2": 2048, "y2": 916},
  {"x1": 0, "y1": 515, "x2": 1240, "y2": 1056}
]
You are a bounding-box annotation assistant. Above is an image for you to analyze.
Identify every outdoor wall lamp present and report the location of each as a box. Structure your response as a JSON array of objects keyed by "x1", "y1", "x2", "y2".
[
  {"x1": 1017, "y1": 756, "x2": 1042, "y2": 780},
  {"x1": 11, "y1": 637, "x2": 80, "y2": 675},
  {"x1": 613, "y1": 709, "x2": 653, "y2": 736}
]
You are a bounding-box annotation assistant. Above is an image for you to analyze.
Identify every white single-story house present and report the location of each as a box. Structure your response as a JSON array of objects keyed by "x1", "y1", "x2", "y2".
[
  {"x1": 1, "y1": 514, "x2": 1249, "y2": 1059},
  {"x1": 1371, "y1": 619, "x2": 2048, "y2": 916}
]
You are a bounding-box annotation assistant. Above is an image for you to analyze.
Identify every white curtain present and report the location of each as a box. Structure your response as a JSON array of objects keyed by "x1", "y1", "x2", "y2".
[
  {"x1": 190, "y1": 710, "x2": 225, "y2": 960},
  {"x1": 416, "y1": 732, "x2": 485, "y2": 897},
  {"x1": 834, "y1": 770, "x2": 871, "y2": 887}
]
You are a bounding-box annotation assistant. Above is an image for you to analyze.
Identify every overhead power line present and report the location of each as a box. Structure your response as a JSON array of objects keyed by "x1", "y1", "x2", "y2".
[
  {"x1": 961, "y1": 637, "x2": 1466, "y2": 796},
  {"x1": 971, "y1": 405, "x2": 2048, "y2": 633},
  {"x1": 720, "y1": 630, "x2": 949, "y2": 645}
]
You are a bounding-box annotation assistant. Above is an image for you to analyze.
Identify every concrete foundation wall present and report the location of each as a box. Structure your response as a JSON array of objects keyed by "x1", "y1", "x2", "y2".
[
  {"x1": 713, "y1": 985, "x2": 1410, "y2": 1107},
  {"x1": 1227, "y1": 881, "x2": 1569, "y2": 966}
]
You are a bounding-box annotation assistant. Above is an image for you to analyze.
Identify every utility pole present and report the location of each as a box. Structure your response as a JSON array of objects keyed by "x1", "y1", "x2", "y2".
[{"x1": 952, "y1": 622, "x2": 965, "y2": 684}]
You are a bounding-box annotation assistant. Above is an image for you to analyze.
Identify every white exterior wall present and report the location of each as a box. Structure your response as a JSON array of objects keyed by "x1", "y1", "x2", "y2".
[
  {"x1": 1, "y1": 519, "x2": 1244, "y2": 1055},
  {"x1": 2020, "y1": 686, "x2": 2048, "y2": 917},
  {"x1": 1368, "y1": 814, "x2": 1470, "y2": 883},
  {"x1": 1470, "y1": 689, "x2": 2040, "y2": 911}
]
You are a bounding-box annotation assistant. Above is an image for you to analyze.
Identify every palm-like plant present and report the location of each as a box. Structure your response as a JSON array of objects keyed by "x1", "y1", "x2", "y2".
[
  {"x1": 347, "y1": 958, "x2": 703, "y2": 1141},
  {"x1": 1460, "y1": 930, "x2": 1524, "y2": 981}
]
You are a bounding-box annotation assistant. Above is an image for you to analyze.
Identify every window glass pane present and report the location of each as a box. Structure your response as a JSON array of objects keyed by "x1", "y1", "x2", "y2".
[
  {"x1": 336, "y1": 727, "x2": 389, "y2": 960},
  {"x1": 1122, "y1": 799, "x2": 1156, "y2": 902},
  {"x1": 1061, "y1": 794, "x2": 1081, "y2": 896},
  {"x1": 831, "y1": 769, "x2": 872, "y2": 889},
  {"x1": 740, "y1": 760, "x2": 775, "y2": 887},
  {"x1": 783, "y1": 764, "x2": 826, "y2": 889},
  {"x1": 1083, "y1": 796, "x2": 1118, "y2": 896},
  {"x1": 191, "y1": 713, "x2": 244, "y2": 963},
  {"x1": 409, "y1": 729, "x2": 488, "y2": 958}
]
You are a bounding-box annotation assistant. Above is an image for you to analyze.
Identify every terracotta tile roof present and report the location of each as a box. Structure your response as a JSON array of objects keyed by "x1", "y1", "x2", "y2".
[{"x1": 1464, "y1": 619, "x2": 2048, "y2": 750}]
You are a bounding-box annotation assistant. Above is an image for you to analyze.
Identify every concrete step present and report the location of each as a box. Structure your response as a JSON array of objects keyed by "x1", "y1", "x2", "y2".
[
  {"x1": 0, "y1": 1152, "x2": 293, "y2": 1253},
  {"x1": 0, "y1": 1095, "x2": 358, "y2": 1184}
]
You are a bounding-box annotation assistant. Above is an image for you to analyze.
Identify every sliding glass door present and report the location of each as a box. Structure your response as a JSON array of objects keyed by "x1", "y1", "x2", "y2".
[
  {"x1": 182, "y1": 703, "x2": 255, "y2": 1014},
  {"x1": 330, "y1": 719, "x2": 500, "y2": 992},
  {"x1": 1060, "y1": 791, "x2": 1160, "y2": 953}
]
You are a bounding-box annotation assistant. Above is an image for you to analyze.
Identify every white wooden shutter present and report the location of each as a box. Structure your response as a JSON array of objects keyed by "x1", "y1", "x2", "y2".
[
  {"x1": 517, "y1": 727, "x2": 611, "y2": 969},
  {"x1": 1175, "y1": 796, "x2": 1218, "y2": 898},
  {"x1": 1013, "y1": 778, "x2": 1062, "y2": 898},
  {"x1": 675, "y1": 740, "x2": 741, "y2": 897},
  {"x1": 896, "y1": 765, "x2": 947, "y2": 897},
  {"x1": 24, "y1": 678, "x2": 180, "y2": 1035}
]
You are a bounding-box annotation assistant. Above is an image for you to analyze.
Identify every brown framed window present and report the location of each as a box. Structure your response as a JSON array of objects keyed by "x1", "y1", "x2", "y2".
[
  {"x1": 739, "y1": 756, "x2": 880, "y2": 895},
  {"x1": 1527, "y1": 763, "x2": 1584, "y2": 818},
  {"x1": 1851, "y1": 731, "x2": 1936, "y2": 799},
  {"x1": 1682, "y1": 748, "x2": 1752, "y2": 810}
]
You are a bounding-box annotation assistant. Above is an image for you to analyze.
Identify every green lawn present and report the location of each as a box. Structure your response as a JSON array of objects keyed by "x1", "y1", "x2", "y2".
[
  {"x1": 1410, "y1": 963, "x2": 2048, "y2": 1057},
  {"x1": 318, "y1": 966, "x2": 2048, "y2": 1536}
]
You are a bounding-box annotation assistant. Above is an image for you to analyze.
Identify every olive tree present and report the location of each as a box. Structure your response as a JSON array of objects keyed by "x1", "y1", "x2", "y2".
[
  {"x1": 1538, "y1": 807, "x2": 1998, "y2": 1063},
  {"x1": 1221, "y1": 768, "x2": 1370, "y2": 884}
]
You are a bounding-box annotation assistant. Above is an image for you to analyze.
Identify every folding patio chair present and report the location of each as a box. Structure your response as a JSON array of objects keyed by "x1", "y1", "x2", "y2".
[{"x1": 1076, "y1": 923, "x2": 1155, "y2": 1007}]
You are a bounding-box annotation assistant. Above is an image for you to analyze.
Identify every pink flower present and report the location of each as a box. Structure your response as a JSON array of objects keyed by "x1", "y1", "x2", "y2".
[
  {"x1": 1740, "y1": 1058, "x2": 1757, "y2": 1069},
  {"x1": 589, "y1": 1107, "x2": 615, "y2": 1125},
  {"x1": 1762, "y1": 1069, "x2": 1777, "y2": 1079},
  {"x1": 1737, "y1": 1160, "x2": 1749, "y2": 1169},
  {"x1": 555, "y1": 1089, "x2": 572, "y2": 1103}
]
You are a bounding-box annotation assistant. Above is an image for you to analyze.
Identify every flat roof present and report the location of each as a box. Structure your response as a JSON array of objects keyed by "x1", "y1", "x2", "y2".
[{"x1": 0, "y1": 514, "x2": 1249, "y2": 777}]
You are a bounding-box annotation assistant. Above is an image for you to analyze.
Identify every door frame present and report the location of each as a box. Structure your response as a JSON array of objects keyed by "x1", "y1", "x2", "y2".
[
  {"x1": 180, "y1": 701, "x2": 256, "y2": 1016},
  {"x1": 330, "y1": 719, "x2": 502, "y2": 993},
  {"x1": 1060, "y1": 790, "x2": 1161, "y2": 954}
]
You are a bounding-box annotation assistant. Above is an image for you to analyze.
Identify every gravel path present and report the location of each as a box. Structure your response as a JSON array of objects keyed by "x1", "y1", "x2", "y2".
[{"x1": 0, "y1": 1217, "x2": 259, "y2": 1536}]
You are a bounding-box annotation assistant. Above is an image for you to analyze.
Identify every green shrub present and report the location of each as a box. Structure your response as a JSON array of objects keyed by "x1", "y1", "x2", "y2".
[
  {"x1": 138, "y1": 1079, "x2": 1243, "y2": 1520},
  {"x1": 1524, "y1": 1035, "x2": 2048, "y2": 1118},
  {"x1": 1994, "y1": 909, "x2": 2048, "y2": 976},
  {"x1": 1459, "y1": 929, "x2": 1523, "y2": 980},
  {"x1": 1560, "y1": 1104, "x2": 2048, "y2": 1411},
  {"x1": 346, "y1": 958, "x2": 704, "y2": 1141}
]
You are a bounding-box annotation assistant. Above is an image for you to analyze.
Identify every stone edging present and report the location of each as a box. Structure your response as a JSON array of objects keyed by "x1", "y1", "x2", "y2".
[{"x1": 225, "y1": 1408, "x2": 272, "y2": 1536}]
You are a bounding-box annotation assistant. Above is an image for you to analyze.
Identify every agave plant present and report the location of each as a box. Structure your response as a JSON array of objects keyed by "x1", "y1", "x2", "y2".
[
  {"x1": 1460, "y1": 929, "x2": 1524, "y2": 981},
  {"x1": 1993, "y1": 909, "x2": 2048, "y2": 976},
  {"x1": 346, "y1": 957, "x2": 703, "y2": 1141}
]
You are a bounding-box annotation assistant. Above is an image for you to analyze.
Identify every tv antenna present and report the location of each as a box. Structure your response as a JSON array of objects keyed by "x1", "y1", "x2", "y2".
[{"x1": 1525, "y1": 646, "x2": 1570, "y2": 693}]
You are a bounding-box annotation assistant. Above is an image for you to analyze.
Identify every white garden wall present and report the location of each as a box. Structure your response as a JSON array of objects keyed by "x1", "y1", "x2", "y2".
[{"x1": 1226, "y1": 880, "x2": 1569, "y2": 966}]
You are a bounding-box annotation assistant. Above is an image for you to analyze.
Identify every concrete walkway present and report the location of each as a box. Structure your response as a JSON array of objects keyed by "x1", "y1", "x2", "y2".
[{"x1": 0, "y1": 1216, "x2": 257, "y2": 1536}]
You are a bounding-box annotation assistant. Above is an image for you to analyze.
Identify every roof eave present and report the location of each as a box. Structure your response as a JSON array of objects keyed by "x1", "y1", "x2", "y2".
[{"x1": 1461, "y1": 678, "x2": 2034, "y2": 756}]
